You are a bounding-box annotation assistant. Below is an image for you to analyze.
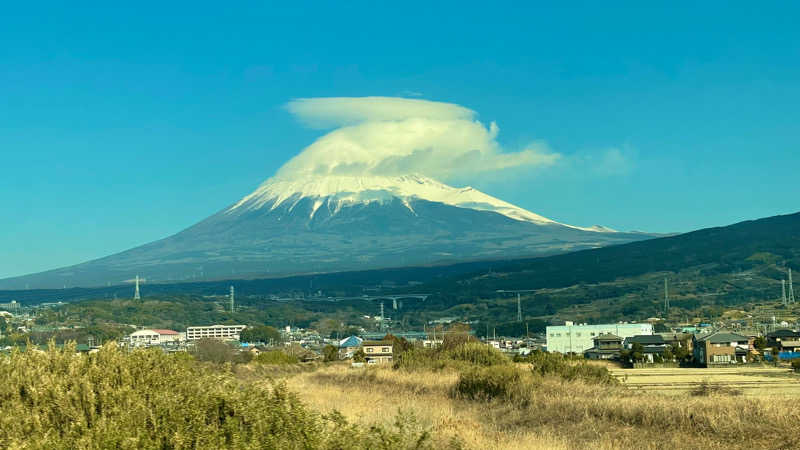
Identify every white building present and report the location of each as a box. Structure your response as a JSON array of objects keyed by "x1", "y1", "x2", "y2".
[
  {"x1": 186, "y1": 324, "x2": 246, "y2": 341},
  {"x1": 126, "y1": 329, "x2": 183, "y2": 347},
  {"x1": 546, "y1": 321, "x2": 653, "y2": 354}
]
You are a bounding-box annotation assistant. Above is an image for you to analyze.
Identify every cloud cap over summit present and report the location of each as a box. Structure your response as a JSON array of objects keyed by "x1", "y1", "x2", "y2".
[{"x1": 278, "y1": 97, "x2": 559, "y2": 181}]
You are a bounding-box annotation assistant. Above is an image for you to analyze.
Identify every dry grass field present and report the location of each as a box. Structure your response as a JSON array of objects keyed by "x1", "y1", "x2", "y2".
[
  {"x1": 612, "y1": 366, "x2": 800, "y2": 396},
  {"x1": 282, "y1": 362, "x2": 800, "y2": 450}
]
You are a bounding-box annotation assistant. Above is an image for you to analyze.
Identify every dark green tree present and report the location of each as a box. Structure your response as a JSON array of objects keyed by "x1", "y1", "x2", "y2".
[
  {"x1": 322, "y1": 344, "x2": 339, "y2": 362},
  {"x1": 239, "y1": 326, "x2": 281, "y2": 345}
]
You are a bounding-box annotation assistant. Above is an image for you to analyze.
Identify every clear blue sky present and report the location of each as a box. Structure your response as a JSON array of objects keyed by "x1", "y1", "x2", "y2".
[{"x1": 2, "y1": 2, "x2": 799, "y2": 279}]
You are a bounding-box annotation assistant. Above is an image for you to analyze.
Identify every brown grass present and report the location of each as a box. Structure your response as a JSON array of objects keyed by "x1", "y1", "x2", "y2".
[{"x1": 281, "y1": 363, "x2": 800, "y2": 450}]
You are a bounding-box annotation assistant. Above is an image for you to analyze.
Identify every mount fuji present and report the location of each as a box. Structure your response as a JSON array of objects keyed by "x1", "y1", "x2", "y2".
[{"x1": 0, "y1": 174, "x2": 652, "y2": 289}]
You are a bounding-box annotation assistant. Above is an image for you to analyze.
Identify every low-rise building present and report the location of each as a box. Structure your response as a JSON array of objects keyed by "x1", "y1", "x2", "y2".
[
  {"x1": 362, "y1": 340, "x2": 393, "y2": 364},
  {"x1": 766, "y1": 329, "x2": 800, "y2": 352},
  {"x1": 584, "y1": 333, "x2": 623, "y2": 360},
  {"x1": 125, "y1": 329, "x2": 183, "y2": 347},
  {"x1": 624, "y1": 334, "x2": 668, "y2": 363},
  {"x1": 693, "y1": 331, "x2": 751, "y2": 366},
  {"x1": 186, "y1": 324, "x2": 246, "y2": 341},
  {"x1": 546, "y1": 322, "x2": 653, "y2": 354}
]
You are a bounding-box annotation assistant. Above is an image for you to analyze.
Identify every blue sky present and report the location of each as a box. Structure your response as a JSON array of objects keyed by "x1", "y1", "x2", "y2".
[{"x1": 2, "y1": 2, "x2": 799, "y2": 279}]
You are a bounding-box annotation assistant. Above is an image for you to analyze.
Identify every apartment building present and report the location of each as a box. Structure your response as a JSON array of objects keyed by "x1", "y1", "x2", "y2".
[{"x1": 186, "y1": 324, "x2": 246, "y2": 341}]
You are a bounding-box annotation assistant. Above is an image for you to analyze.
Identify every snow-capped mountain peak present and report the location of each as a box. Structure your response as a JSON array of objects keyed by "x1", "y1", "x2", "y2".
[{"x1": 227, "y1": 174, "x2": 611, "y2": 232}]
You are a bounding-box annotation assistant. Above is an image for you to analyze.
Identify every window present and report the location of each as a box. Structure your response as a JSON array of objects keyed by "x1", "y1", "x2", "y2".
[
  {"x1": 366, "y1": 348, "x2": 373, "y2": 353},
  {"x1": 576, "y1": 333, "x2": 581, "y2": 337},
  {"x1": 382, "y1": 347, "x2": 390, "y2": 352},
  {"x1": 549, "y1": 333, "x2": 554, "y2": 337},
  {"x1": 590, "y1": 332, "x2": 596, "y2": 337},
  {"x1": 556, "y1": 333, "x2": 561, "y2": 337}
]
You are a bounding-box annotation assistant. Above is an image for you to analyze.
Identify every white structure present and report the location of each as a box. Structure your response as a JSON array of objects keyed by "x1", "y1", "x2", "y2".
[
  {"x1": 126, "y1": 329, "x2": 182, "y2": 347},
  {"x1": 186, "y1": 324, "x2": 246, "y2": 341},
  {"x1": 546, "y1": 321, "x2": 653, "y2": 354}
]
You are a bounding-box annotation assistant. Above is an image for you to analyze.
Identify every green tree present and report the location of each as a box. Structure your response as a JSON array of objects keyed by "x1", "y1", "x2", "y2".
[
  {"x1": 630, "y1": 342, "x2": 645, "y2": 363},
  {"x1": 753, "y1": 336, "x2": 767, "y2": 351},
  {"x1": 322, "y1": 344, "x2": 339, "y2": 362},
  {"x1": 353, "y1": 349, "x2": 366, "y2": 363},
  {"x1": 239, "y1": 325, "x2": 281, "y2": 344}
]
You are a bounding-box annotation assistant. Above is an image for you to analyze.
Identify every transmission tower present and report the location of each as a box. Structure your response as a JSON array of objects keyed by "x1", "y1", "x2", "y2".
[
  {"x1": 789, "y1": 269, "x2": 796, "y2": 304},
  {"x1": 229, "y1": 286, "x2": 235, "y2": 313},
  {"x1": 133, "y1": 275, "x2": 141, "y2": 300},
  {"x1": 664, "y1": 277, "x2": 669, "y2": 314},
  {"x1": 380, "y1": 302, "x2": 385, "y2": 329},
  {"x1": 782, "y1": 279, "x2": 787, "y2": 305}
]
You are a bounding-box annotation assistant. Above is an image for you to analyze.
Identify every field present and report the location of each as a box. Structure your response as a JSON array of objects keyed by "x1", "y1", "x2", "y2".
[
  {"x1": 612, "y1": 366, "x2": 800, "y2": 396},
  {"x1": 284, "y1": 362, "x2": 800, "y2": 450}
]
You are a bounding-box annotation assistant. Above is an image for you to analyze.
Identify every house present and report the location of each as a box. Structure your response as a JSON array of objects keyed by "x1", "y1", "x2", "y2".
[
  {"x1": 361, "y1": 340, "x2": 393, "y2": 364},
  {"x1": 623, "y1": 334, "x2": 667, "y2": 363},
  {"x1": 693, "y1": 331, "x2": 751, "y2": 366},
  {"x1": 338, "y1": 335, "x2": 363, "y2": 359},
  {"x1": 583, "y1": 333, "x2": 623, "y2": 360},
  {"x1": 658, "y1": 332, "x2": 694, "y2": 352},
  {"x1": 546, "y1": 322, "x2": 653, "y2": 354},
  {"x1": 126, "y1": 329, "x2": 183, "y2": 347},
  {"x1": 766, "y1": 329, "x2": 800, "y2": 352}
]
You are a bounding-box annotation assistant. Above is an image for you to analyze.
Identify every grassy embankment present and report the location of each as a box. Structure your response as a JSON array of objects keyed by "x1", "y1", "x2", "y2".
[{"x1": 285, "y1": 345, "x2": 800, "y2": 450}]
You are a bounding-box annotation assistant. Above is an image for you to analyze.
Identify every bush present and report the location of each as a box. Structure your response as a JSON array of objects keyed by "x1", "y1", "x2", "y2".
[
  {"x1": 192, "y1": 338, "x2": 250, "y2": 364},
  {"x1": 254, "y1": 349, "x2": 299, "y2": 365},
  {"x1": 791, "y1": 359, "x2": 800, "y2": 373},
  {"x1": 452, "y1": 365, "x2": 531, "y2": 404},
  {"x1": 393, "y1": 342, "x2": 510, "y2": 371},
  {"x1": 0, "y1": 341, "x2": 434, "y2": 449},
  {"x1": 522, "y1": 350, "x2": 618, "y2": 384}
]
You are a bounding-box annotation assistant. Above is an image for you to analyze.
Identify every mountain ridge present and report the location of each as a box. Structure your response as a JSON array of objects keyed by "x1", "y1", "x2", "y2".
[{"x1": 0, "y1": 174, "x2": 651, "y2": 290}]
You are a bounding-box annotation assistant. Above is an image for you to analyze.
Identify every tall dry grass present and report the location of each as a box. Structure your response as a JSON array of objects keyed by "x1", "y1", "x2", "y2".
[
  {"x1": 286, "y1": 360, "x2": 800, "y2": 450},
  {"x1": 0, "y1": 343, "x2": 435, "y2": 449}
]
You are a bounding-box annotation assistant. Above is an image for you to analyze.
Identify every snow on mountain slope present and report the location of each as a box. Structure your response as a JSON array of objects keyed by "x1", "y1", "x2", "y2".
[{"x1": 228, "y1": 174, "x2": 612, "y2": 232}]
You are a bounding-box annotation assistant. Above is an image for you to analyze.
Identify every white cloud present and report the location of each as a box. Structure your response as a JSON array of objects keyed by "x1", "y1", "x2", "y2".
[{"x1": 278, "y1": 97, "x2": 560, "y2": 180}]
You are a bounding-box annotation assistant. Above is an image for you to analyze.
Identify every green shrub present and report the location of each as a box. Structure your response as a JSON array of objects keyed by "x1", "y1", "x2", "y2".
[
  {"x1": 522, "y1": 350, "x2": 618, "y2": 384},
  {"x1": 452, "y1": 365, "x2": 531, "y2": 405},
  {"x1": 254, "y1": 349, "x2": 299, "y2": 365},
  {"x1": 791, "y1": 359, "x2": 800, "y2": 373},
  {"x1": 393, "y1": 342, "x2": 510, "y2": 371},
  {"x1": 0, "y1": 341, "x2": 434, "y2": 449}
]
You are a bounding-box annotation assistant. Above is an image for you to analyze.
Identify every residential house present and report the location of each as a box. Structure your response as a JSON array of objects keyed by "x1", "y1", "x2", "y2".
[
  {"x1": 583, "y1": 333, "x2": 623, "y2": 360},
  {"x1": 362, "y1": 340, "x2": 393, "y2": 364},
  {"x1": 338, "y1": 335, "x2": 363, "y2": 359},
  {"x1": 693, "y1": 331, "x2": 751, "y2": 366},
  {"x1": 766, "y1": 329, "x2": 800, "y2": 352},
  {"x1": 624, "y1": 334, "x2": 667, "y2": 363}
]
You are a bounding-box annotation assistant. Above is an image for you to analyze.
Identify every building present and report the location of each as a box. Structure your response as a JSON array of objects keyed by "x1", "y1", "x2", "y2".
[
  {"x1": 546, "y1": 322, "x2": 653, "y2": 354},
  {"x1": 125, "y1": 329, "x2": 182, "y2": 347},
  {"x1": 693, "y1": 331, "x2": 751, "y2": 366},
  {"x1": 766, "y1": 329, "x2": 800, "y2": 352},
  {"x1": 186, "y1": 324, "x2": 246, "y2": 341},
  {"x1": 584, "y1": 333, "x2": 623, "y2": 360},
  {"x1": 338, "y1": 335, "x2": 363, "y2": 359},
  {"x1": 362, "y1": 340, "x2": 393, "y2": 364},
  {"x1": 623, "y1": 334, "x2": 668, "y2": 363}
]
